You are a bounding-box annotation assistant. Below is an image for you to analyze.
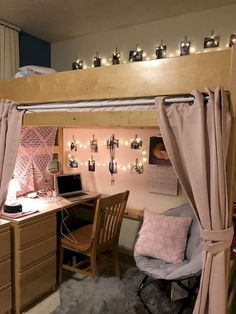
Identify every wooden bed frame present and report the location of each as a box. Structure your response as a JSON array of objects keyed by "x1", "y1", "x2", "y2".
[{"x1": 0, "y1": 47, "x2": 236, "y2": 313}]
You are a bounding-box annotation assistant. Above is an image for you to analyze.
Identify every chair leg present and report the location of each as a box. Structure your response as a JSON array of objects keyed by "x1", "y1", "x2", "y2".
[
  {"x1": 137, "y1": 274, "x2": 149, "y2": 296},
  {"x1": 176, "y1": 276, "x2": 201, "y2": 314},
  {"x1": 90, "y1": 252, "x2": 97, "y2": 277},
  {"x1": 58, "y1": 245, "x2": 64, "y2": 285},
  {"x1": 112, "y1": 244, "x2": 120, "y2": 278},
  {"x1": 136, "y1": 275, "x2": 152, "y2": 313}
]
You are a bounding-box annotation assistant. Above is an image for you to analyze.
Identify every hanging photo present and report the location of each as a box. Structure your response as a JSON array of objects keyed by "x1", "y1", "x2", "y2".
[
  {"x1": 68, "y1": 159, "x2": 78, "y2": 168},
  {"x1": 130, "y1": 134, "x2": 142, "y2": 150},
  {"x1": 72, "y1": 60, "x2": 83, "y2": 70},
  {"x1": 70, "y1": 136, "x2": 77, "y2": 151},
  {"x1": 149, "y1": 136, "x2": 171, "y2": 166},
  {"x1": 88, "y1": 159, "x2": 95, "y2": 172},
  {"x1": 180, "y1": 39, "x2": 191, "y2": 56},
  {"x1": 129, "y1": 45, "x2": 143, "y2": 62},
  {"x1": 94, "y1": 52, "x2": 101, "y2": 67},
  {"x1": 204, "y1": 35, "x2": 220, "y2": 49},
  {"x1": 109, "y1": 160, "x2": 117, "y2": 174},
  {"x1": 229, "y1": 34, "x2": 236, "y2": 47},
  {"x1": 107, "y1": 134, "x2": 119, "y2": 149},
  {"x1": 112, "y1": 49, "x2": 121, "y2": 64},
  {"x1": 155, "y1": 41, "x2": 166, "y2": 59},
  {"x1": 129, "y1": 159, "x2": 144, "y2": 174},
  {"x1": 90, "y1": 135, "x2": 98, "y2": 152}
]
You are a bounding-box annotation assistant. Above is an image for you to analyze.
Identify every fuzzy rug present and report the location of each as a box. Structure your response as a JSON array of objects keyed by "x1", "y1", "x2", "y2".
[{"x1": 52, "y1": 266, "x2": 186, "y2": 314}]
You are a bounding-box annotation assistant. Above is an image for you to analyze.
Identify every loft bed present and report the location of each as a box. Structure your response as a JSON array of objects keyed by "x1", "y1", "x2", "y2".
[
  {"x1": 0, "y1": 47, "x2": 236, "y2": 313},
  {"x1": 0, "y1": 48, "x2": 235, "y2": 129}
]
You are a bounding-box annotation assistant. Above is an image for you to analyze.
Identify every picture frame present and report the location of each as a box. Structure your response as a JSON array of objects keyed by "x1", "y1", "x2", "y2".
[{"x1": 149, "y1": 136, "x2": 171, "y2": 166}]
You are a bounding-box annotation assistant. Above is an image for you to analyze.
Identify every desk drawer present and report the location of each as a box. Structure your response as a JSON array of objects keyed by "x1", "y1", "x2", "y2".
[
  {"x1": 0, "y1": 259, "x2": 11, "y2": 288},
  {"x1": 0, "y1": 284, "x2": 11, "y2": 314},
  {"x1": 19, "y1": 215, "x2": 56, "y2": 247},
  {"x1": 0, "y1": 230, "x2": 10, "y2": 260},
  {"x1": 20, "y1": 255, "x2": 56, "y2": 310},
  {"x1": 20, "y1": 236, "x2": 56, "y2": 270}
]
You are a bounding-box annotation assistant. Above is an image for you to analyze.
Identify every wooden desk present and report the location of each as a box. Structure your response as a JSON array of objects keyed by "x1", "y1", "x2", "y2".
[
  {"x1": 1, "y1": 194, "x2": 98, "y2": 314},
  {"x1": 0, "y1": 219, "x2": 12, "y2": 314}
]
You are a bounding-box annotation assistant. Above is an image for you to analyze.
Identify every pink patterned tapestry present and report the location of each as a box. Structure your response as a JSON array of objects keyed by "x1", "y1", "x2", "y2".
[{"x1": 15, "y1": 127, "x2": 57, "y2": 195}]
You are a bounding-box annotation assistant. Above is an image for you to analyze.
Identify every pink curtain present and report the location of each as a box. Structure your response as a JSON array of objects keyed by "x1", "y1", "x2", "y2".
[
  {"x1": 0, "y1": 100, "x2": 23, "y2": 208},
  {"x1": 156, "y1": 86, "x2": 233, "y2": 314},
  {"x1": 14, "y1": 127, "x2": 57, "y2": 195}
]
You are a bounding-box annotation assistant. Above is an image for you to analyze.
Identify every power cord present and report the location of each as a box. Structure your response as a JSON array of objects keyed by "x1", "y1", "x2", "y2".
[{"x1": 60, "y1": 207, "x2": 79, "y2": 244}]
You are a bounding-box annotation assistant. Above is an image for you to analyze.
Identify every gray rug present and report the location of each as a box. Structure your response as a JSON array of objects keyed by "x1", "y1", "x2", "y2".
[{"x1": 52, "y1": 265, "x2": 185, "y2": 314}]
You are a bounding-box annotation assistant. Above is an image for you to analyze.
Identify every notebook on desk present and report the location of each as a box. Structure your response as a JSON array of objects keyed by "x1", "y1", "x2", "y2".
[{"x1": 55, "y1": 173, "x2": 94, "y2": 202}]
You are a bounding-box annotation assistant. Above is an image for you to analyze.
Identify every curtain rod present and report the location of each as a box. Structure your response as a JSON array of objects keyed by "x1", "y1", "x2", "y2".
[
  {"x1": 0, "y1": 19, "x2": 20, "y2": 32},
  {"x1": 16, "y1": 94, "x2": 211, "y2": 112},
  {"x1": 164, "y1": 95, "x2": 210, "y2": 104},
  {"x1": 17, "y1": 98, "x2": 156, "y2": 111}
]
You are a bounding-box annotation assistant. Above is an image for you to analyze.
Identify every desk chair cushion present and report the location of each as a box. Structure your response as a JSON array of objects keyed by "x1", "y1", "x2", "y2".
[
  {"x1": 134, "y1": 211, "x2": 192, "y2": 264},
  {"x1": 135, "y1": 204, "x2": 202, "y2": 280},
  {"x1": 60, "y1": 224, "x2": 93, "y2": 252}
]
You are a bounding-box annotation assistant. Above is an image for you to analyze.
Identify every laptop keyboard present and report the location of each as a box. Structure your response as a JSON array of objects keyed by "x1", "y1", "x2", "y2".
[{"x1": 63, "y1": 192, "x2": 88, "y2": 199}]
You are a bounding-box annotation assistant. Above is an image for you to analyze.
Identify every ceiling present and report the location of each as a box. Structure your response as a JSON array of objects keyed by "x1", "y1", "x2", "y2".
[{"x1": 0, "y1": 0, "x2": 236, "y2": 43}]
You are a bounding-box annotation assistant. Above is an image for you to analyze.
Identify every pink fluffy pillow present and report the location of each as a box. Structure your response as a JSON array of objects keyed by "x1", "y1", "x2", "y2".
[{"x1": 134, "y1": 210, "x2": 192, "y2": 264}]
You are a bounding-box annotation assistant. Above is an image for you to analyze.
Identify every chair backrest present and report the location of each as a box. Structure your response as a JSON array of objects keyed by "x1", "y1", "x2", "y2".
[
  {"x1": 164, "y1": 203, "x2": 201, "y2": 260},
  {"x1": 92, "y1": 191, "x2": 129, "y2": 252}
]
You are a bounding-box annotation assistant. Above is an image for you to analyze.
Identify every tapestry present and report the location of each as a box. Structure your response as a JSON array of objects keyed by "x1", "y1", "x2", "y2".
[{"x1": 14, "y1": 127, "x2": 57, "y2": 195}]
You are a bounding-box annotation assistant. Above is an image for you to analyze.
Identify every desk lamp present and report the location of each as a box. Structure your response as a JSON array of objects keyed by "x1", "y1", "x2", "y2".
[{"x1": 4, "y1": 176, "x2": 22, "y2": 213}]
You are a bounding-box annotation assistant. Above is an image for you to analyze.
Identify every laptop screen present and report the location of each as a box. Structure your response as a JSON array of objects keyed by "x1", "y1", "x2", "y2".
[{"x1": 56, "y1": 173, "x2": 83, "y2": 196}]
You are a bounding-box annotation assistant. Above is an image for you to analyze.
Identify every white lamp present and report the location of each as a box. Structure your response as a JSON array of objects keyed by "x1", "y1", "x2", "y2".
[{"x1": 4, "y1": 176, "x2": 22, "y2": 213}]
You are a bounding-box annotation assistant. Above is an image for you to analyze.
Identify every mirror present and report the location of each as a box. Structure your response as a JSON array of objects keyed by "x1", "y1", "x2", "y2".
[{"x1": 47, "y1": 159, "x2": 62, "y2": 175}]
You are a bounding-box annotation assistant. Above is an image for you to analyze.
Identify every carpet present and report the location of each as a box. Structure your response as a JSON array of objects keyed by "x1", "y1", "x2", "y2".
[{"x1": 52, "y1": 265, "x2": 188, "y2": 314}]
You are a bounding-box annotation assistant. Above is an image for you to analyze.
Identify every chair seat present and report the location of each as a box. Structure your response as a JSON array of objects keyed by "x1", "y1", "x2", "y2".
[
  {"x1": 60, "y1": 224, "x2": 93, "y2": 252},
  {"x1": 135, "y1": 246, "x2": 202, "y2": 281}
]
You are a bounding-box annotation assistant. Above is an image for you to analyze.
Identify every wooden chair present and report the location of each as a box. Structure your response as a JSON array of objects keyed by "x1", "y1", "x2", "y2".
[{"x1": 59, "y1": 191, "x2": 129, "y2": 281}]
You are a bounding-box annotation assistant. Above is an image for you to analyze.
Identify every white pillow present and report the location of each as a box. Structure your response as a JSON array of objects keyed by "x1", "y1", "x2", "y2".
[{"x1": 15, "y1": 65, "x2": 56, "y2": 78}]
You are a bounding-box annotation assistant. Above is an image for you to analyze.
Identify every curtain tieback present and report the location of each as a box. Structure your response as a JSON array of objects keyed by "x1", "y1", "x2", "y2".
[{"x1": 200, "y1": 226, "x2": 234, "y2": 254}]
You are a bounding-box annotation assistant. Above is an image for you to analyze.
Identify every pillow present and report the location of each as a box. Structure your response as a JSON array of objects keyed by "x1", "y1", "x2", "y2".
[
  {"x1": 134, "y1": 210, "x2": 192, "y2": 264},
  {"x1": 15, "y1": 65, "x2": 56, "y2": 78}
]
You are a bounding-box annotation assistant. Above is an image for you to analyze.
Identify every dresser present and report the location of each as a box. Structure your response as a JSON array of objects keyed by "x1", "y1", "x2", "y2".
[
  {"x1": 10, "y1": 212, "x2": 57, "y2": 314},
  {"x1": 0, "y1": 219, "x2": 12, "y2": 314}
]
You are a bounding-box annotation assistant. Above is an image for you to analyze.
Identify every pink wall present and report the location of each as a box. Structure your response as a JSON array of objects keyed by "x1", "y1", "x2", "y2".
[{"x1": 63, "y1": 128, "x2": 187, "y2": 212}]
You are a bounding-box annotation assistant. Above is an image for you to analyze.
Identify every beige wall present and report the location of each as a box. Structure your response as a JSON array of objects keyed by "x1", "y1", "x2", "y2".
[{"x1": 52, "y1": 4, "x2": 236, "y2": 71}]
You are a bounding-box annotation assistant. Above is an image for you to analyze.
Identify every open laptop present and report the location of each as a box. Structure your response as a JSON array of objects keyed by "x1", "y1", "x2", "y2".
[{"x1": 55, "y1": 173, "x2": 94, "y2": 202}]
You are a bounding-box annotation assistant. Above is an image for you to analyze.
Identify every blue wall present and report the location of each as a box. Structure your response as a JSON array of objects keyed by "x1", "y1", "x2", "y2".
[{"x1": 19, "y1": 31, "x2": 51, "y2": 67}]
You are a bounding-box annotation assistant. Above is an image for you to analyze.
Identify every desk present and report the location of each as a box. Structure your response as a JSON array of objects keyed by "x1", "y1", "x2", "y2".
[{"x1": 1, "y1": 194, "x2": 98, "y2": 314}]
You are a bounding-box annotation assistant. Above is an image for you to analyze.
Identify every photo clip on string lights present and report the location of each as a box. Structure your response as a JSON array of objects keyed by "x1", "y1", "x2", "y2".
[{"x1": 107, "y1": 134, "x2": 119, "y2": 185}]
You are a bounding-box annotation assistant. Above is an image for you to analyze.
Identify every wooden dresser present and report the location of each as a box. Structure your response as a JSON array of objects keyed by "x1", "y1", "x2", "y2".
[
  {"x1": 9, "y1": 212, "x2": 57, "y2": 314},
  {"x1": 0, "y1": 219, "x2": 12, "y2": 314}
]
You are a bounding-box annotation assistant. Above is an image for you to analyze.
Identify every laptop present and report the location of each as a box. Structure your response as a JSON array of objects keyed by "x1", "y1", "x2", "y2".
[{"x1": 55, "y1": 173, "x2": 93, "y2": 202}]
